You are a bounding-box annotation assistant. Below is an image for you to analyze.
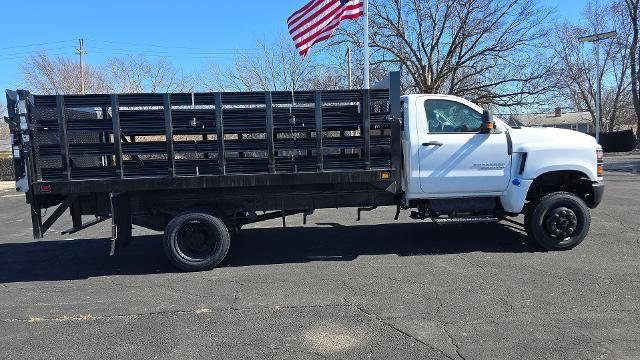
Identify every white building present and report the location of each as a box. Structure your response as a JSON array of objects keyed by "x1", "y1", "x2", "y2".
[{"x1": 507, "y1": 108, "x2": 592, "y2": 133}]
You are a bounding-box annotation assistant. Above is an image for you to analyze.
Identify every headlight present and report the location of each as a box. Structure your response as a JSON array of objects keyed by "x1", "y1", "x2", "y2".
[
  {"x1": 596, "y1": 146, "x2": 604, "y2": 176},
  {"x1": 596, "y1": 146, "x2": 604, "y2": 161}
]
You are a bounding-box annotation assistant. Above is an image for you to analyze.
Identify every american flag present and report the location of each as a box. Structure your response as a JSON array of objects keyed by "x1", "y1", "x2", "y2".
[{"x1": 288, "y1": 0, "x2": 364, "y2": 58}]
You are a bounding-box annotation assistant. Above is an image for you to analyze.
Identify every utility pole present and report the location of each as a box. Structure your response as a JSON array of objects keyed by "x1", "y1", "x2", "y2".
[
  {"x1": 76, "y1": 38, "x2": 86, "y2": 95},
  {"x1": 578, "y1": 31, "x2": 617, "y2": 143},
  {"x1": 346, "y1": 47, "x2": 352, "y2": 89}
]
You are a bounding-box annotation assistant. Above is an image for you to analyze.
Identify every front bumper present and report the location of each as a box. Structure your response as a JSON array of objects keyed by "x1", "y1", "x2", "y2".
[{"x1": 589, "y1": 181, "x2": 605, "y2": 209}]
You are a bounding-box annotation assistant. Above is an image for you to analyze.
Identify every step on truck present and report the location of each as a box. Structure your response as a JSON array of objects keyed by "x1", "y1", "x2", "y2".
[{"x1": 4, "y1": 72, "x2": 605, "y2": 271}]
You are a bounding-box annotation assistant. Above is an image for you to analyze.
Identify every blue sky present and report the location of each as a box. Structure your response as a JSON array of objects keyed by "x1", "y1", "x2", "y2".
[{"x1": 0, "y1": 0, "x2": 586, "y2": 91}]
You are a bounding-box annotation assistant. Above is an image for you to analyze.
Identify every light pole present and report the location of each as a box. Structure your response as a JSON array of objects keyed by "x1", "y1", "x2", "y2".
[
  {"x1": 363, "y1": 0, "x2": 370, "y2": 89},
  {"x1": 578, "y1": 31, "x2": 617, "y2": 143},
  {"x1": 346, "y1": 47, "x2": 352, "y2": 89}
]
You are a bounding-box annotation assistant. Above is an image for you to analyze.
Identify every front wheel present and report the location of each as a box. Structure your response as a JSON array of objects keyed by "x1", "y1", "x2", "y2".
[
  {"x1": 163, "y1": 211, "x2": 231, "y2": 271},
  {"x1": 525, "y1": 192, "x2": 591, "y2": 251}
]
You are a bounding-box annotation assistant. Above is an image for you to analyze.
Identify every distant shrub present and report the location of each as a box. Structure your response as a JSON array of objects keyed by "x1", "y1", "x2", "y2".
[
  {"x1": 0, "y1": 157, "x2": 13, "y2": 181},
  {"x1": 0, "y1": 122, "x2": 8, "y2": 140}
]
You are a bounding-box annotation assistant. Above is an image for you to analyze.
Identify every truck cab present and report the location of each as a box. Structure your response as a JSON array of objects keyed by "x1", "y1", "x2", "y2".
[{"x1": 401, "y1": 94, "x2": 604, "y2": 250}]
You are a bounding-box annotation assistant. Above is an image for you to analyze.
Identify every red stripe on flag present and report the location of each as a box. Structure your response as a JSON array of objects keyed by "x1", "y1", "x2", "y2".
[
  {"x1": 288, "y1": 1, "x2": 340, "y2": 35},
  {"x1": 290, "y1": 2, "x2": 362, "y2": 38},
  {"x1": 294, "y1": 6, "x2": 363, "y2": 48},
  {"x1": 290, "y1": 4, "x2": 344, "y2": 40},
  {"x1": 288, "y1": 0, "x2": 332, "y2": 25},
  {"x1": 296, "y1": 18, "x2": 342, "y2": 50},
  {"x1": 295, "y1": 7, "x2": 363, "y2": 54},
  {"x1": 287, "y1": 0, "x2": 363, "y2": 58}
]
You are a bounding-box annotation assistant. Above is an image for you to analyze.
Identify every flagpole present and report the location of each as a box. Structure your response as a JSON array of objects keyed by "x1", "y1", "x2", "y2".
[{"x1": 363, "y1": 0, "x2": 370, "y2": 89}]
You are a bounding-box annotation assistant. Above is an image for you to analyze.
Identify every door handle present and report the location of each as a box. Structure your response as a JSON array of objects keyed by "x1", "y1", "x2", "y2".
[{"x1": 422, "y1": 141, "x2": 443, "y2": 147}]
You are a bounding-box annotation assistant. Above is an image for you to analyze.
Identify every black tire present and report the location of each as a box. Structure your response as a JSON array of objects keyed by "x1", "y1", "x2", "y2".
[
  {"x1": 525, "y1": 192, "x2": 591, "y2": 251},
  {"x1": 163, "y1": 211, "x2": 231, "y2": 271}
]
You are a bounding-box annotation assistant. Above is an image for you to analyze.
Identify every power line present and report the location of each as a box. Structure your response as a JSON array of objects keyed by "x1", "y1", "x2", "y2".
[
  {"x1": 87, "y1": 38, "x2": 257, "y2": 52},
  {"x1": 89, "y1": 51, "x2": 239, "y2": 60},
  {"x1": 0, "y1": 50, "x2": 239, "y2": 61},
  {"x1": 0, "y1": 39, "x2": 257, "y2": 61},
  {"x1": 0, "y1": 39, "x2": 76, "y2": 51},
  {"x1": 0, "y1": 38, "x2": 252, "y2": 63},
  {"x1": 0, "y1": 46, "x2": 75, "y2": 58},
  {"x1": 0, "y1": 53, "x2": 71, "y2": 62},
  {"x1": 89, "y1": 46, "x2": 252, "y2": 56}
]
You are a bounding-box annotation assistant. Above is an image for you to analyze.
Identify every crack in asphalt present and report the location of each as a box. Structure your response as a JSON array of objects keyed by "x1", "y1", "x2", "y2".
[
  {"x1": 283, "y1": 349, "x2": 328, "y2": 360},
  {"x1": 162, "y1": 284, "x2": 219, "y2": 300},
  {"x1": 457, "y1": 254, "x2": 488, "y2": 273},
  {"x1": 443, "y1": 322, "x2": 466, "y2": 360},
  {"x1": 599, "y1": 211, "x2": 639, "y2": 236},
  {"x1": 342, "y1": 296, "x2": 456, "y2": 360},
  {"x1": 530, "y1": 308, "x2": 640, "y2": 316},
  {"x1": 376, "y1": 311, "x2": 438, "y2": 322},
  {"x1": 452, "y1": 256, "x2": 516, "y2": 316},
  {"x1": 433, "y1": 294, "x2": 467, "y2": 360},
  {"x1": 339, "y1": 278, "x2": 465, "y2": 358},
  {"x1": 0, "y1": 303, "x2": 355, "y2": 323},
  {"x1": 548, "y1": 273, "x2": 620, "y2": 293},
  {"x1": 231, "y1": 286, "x2": 240, "y2": 310}
]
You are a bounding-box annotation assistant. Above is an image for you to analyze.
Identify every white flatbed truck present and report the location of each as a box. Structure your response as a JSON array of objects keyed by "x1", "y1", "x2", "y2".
[{"x1": 5, "y1": 72, "x2": 604, "y2": 271}]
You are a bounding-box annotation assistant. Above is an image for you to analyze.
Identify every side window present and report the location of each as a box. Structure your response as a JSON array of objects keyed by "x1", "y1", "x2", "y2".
[{"x1": 425, "y1": 99, "x2": 484, "y2": 133}]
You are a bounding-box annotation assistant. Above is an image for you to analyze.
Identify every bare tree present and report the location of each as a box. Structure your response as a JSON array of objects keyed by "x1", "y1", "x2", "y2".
[
  {"x1": 206, "y1": 36, "x2": 322, "y2": 92},
  {"x1": 106, "y1": 55, "x2": 199, "y2": 93},
  {"x1": 308, "y1": 69, "x2": 346, "y2": 90},
  {"x1": 553, "y1": 0, "x2": 631, "y2": 130},
  {"x1": 23, "y1": 52, "x2": 110, "y2": 94},
  {"x1": 0, "y1": 101, "x2": 7, "y2": 141},
  {"x1": 23, "y1": 52, "x2": 199, "y2": 95},
  {"x1": 332, "y1": 0, "x2": 555, "y2": 107},
  {"x1": 625, "y1": 0, "x2": 640, "y2": 137}
]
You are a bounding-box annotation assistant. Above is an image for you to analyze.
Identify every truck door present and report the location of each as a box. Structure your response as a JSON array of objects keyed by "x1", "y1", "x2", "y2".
[{"x1": 417, "y1": 97, "x2": 511, "y2": 196}]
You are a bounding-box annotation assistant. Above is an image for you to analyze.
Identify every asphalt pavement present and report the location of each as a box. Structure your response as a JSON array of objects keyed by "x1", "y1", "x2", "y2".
[{"x1": 0, "y1": 156, "x2": 639, "y2": 359}]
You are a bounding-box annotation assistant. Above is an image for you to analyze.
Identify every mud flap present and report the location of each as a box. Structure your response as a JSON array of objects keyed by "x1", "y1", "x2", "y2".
[{"x1": 110, "y1": 192, "x2": 132, "y2": 255}]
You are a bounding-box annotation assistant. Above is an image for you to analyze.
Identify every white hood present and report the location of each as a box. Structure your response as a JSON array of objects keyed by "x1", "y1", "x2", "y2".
[
  {"x1": 509, "y1": 126, "x2": 598, "y2": 153},
  {"x1": 506, "y1": 126, "x2": 599, "y2": 181}
]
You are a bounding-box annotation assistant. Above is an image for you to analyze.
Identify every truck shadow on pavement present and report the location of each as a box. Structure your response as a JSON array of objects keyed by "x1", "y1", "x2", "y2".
[{"x1": 0, "y1": 222, "x2": 538, "y2": 283}]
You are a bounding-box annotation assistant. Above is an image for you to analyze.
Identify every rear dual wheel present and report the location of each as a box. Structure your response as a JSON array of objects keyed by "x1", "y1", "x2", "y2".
[
  {"x1": 525, "y1": 192, "x2": 591, "y2": 251},
  {"x1": 163, "y1": 211, "x2": 231, "y2": 271}
]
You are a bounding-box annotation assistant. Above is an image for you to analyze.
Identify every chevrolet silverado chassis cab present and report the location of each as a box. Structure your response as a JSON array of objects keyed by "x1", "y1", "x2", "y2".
[{"x1": 5, "y1": 72, "x2": 604, "y2": 271}]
